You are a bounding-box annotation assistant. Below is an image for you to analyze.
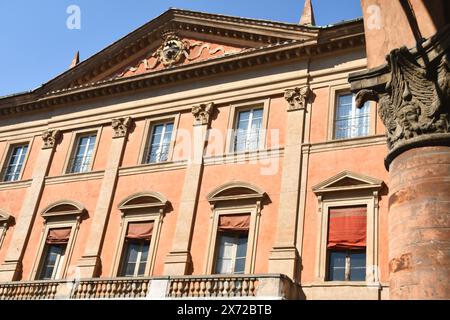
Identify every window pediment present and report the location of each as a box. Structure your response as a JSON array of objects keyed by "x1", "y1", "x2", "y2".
[
  {"x1": 207, "y1": 182, "x2": 266, "y2": 204},
  {"x1": 41, "y1": 200, "x2": 86, "y2": 219},
  {"x1": 312, "y1": 171, "x2": 383, "y2": 195},
  {"x1": 118, "y1": 192, "x2": 169, "y2": 212}
]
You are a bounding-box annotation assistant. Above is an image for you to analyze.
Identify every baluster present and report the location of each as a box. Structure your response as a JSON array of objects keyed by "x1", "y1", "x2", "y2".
[{"x1": 199, "y1": 280, "x2": 206, "y2": 297}]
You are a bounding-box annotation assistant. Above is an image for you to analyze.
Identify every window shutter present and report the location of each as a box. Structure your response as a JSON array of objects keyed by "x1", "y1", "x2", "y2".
[
  {"x1": 218, "y1": 214, "x2": 250, "y2": 232},
  {"x1": 126, "y1": 221, "x2": 154, "y2": 240},
  {"x1": 46, "y1": 228, "x2": 72, "y2": 245},
  {"x1": 327, "y1": 206, "x2": 366, "y2": 250}
]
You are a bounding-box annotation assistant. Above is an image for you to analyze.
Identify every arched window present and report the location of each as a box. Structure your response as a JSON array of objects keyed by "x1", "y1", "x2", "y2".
[
  {"x1": 31, "y1": 200, "x2": 86, "y2": 281},
  {"x1": 113, "y1": 192, "x2": 169, "y2": 277},
  {"x1": 205, "y1": 182, "x2": 266, "y2": 275}
]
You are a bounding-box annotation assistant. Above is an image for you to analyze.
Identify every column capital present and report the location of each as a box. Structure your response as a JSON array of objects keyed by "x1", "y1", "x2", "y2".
[
  {"x1": 284, "y1": 86, "x2": 312, "y2": 111},
  {"x1": 41, "y1": 129, "x2": 62, "y2": 150},
  {"x1": 112, "y1": 117, "x2": 133, "y2": 138},
  {"x1": 191, "y1": 102, "x2": 215, "y2": 126},
  {"x1": 349, "y1": 26, "x2": 450, "y2": 167}
]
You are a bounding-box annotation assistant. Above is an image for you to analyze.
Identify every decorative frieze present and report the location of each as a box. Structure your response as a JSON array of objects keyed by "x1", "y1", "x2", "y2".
[
  {"x1": 192, "y1": 102, "x2": 215, "y2": 126},
  {"x1": 111, "y1": 117, "x2": 133, "y2": 138},
  {"x1": 349, "y1": 25, "x2": 450, "y2": 166},
  {"x1": 41, "y1": 129, "x2": 62, "y2": 149},
  {"x1": 284, "y1": 86, "x2": 312, "y2": 111}
]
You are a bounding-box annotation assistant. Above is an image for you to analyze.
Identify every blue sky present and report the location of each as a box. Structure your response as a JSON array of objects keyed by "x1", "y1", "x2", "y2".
[{"x1": 0, "y1": 0, "x2": 362, "y2": 96}]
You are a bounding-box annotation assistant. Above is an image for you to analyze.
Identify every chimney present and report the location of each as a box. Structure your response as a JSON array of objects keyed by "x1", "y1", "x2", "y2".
[{"x1": 299, "y1": 0, "x2": 316, "y2": 26}]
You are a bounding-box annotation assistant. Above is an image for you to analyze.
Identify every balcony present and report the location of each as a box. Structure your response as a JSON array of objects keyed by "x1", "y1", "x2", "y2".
[{"x1": 0, "y1": 274, "x2": 301, "y2": 300}]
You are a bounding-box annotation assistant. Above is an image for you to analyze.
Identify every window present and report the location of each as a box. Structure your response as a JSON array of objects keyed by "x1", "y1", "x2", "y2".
[
  {"x1": 234, "y1": 108, "x2": 263, "y2": 152},
  {"x1": 215, "y1": 233, "x2": 248, "y2": 274},
  {"x1": 328, "y1": 250, "x2": 366, "y2": 281},
  {"x1": 68, "y1": 133, "x2": 97, "y2": 173},
  {"x1": 325, "y1": 206, "x2": 367, "y2": 281},
  {"x1": 145, "y1": 122, "x2": 174, "y2": 163},
  {"x1": 113, "y1": 193, "x2": 168, "y2": 277},
  {"x1": 37, "y1": 228, "x2": 71, "y2": 280},
  {"x1": 119, "y1": 221, "x2": 153, "y2": 277},
  {"x1": 334, "y1": 93, "x2": 370, "y2": 139},
  {"x1": 312, "y1": 171, "x2": 383, "y2": 284},
  {"x1": 2, "y1": 144, "x2": 28, "y2": 182}
]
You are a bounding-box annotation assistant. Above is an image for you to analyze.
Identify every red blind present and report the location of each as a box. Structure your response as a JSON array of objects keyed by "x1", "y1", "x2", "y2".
[
  {"x1": 46, "y1": 228, "x2": 71, "y2": 245},
  {"x1": 327, "y1": 206, "x2": 367, "y2": 250},
  {"x1": 218, "y1": 214, "x2": 250, "y2": 232},
  {"x1": 126, "y1": 221, "x2": 154, "y2": 240}
]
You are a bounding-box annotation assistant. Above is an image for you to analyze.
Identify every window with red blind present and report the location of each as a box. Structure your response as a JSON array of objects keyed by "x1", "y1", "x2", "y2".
[
  {"x1": 327, "y1": 206, "x2": 367, "y2": 281},
  {"x1": 38, "y1": 227, "x2": 72, "y2": 280}
]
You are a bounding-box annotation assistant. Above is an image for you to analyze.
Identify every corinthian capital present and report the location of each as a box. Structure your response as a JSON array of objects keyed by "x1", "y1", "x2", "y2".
[
  {"x1": 112, "y1": 117, "x2": 133, "y2": 138},
  {"x1": 284, "y1": 86, "x2": 312, "y2": 111},
  {"x1": 41, "y1": 129, "x2": 62, "y2": 150},
  {"x1": 192, "y1": 102, "x2": 215, "y2": 126}
]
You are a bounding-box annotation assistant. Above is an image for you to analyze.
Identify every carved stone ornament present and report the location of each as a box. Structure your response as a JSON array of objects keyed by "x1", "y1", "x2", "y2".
[
  {"x1": 41, "y1": 129, "x2": 62, "y2": 149},
  {"x1": 350, "y1": 25, "x2": 450, "y2": 166},
  {"x1": 192, "y1": 102, "x2": 215, "y2": 126},
  {"x1": 112, "y1": 117, "x2": 133, "y2": 138},
  {"x1": 284, "y1": 86, "x2": 312, "y2": 111},
  {"x1": 155, "y1": 31, "x2": 190, "y2": 67}
]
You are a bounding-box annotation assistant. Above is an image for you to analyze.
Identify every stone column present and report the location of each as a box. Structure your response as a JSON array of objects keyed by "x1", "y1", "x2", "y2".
[
  {"x1": 164, "y1": 103, "x2": 214, "y2": 275},
  {"x1": 0, "y1": 129, "x2": 61, "y2": 281},
  {"x1": 77, "y1": 117, "x2": 132, "y2": 278},
  {"x1": 268, "y1": 87, "x2": 311, "y2": 280},
  {"x1": 349, "y1": 24, "x2": 450, "y2": 299}
]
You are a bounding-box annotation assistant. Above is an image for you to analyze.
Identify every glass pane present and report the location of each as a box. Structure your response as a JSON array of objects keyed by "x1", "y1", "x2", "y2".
[
  {"x1": 137, "y1": 242, "x2": 150, "y2": 276},
  {"x1": 71, "y1": 134, "x2": 96, "y2": 173},
  {"x1": 39, "y1": 245, "x2": 66, "y2": 280},
  {"x1": 234, "y1": 257, "x2": 246, "y2": 274},
  {"x1": 236, "y1": 236, "x2": 248, "y2": 258},
  {"x1": 216, "y1": 258, "x2": 232, "y2": 274},
  {"x1": 334, "y1": 94, "x2": 370, "y2": 139},
  {"x1": 328, "y1": 251, "x2": 346, "y2": 281},
  {"x1": 4, "y1": 145, "x2": 28, "y2": 182},
  {"x1": 147, "y1": 123, "x2": 173, "y2": 163},
  {"x1": 350, "y1": 252, "x2": 366, "y2": 281}
]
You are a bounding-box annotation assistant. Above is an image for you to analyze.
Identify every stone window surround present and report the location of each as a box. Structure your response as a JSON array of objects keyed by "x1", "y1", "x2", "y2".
[
  {"x1": 61, "y1": 127, "x2": 103, "y2": 175},
  {"x1": 137, "y1": 113, "x2": 181, "y2": 165},
  {"x1": 312, "y1": 171, "x2": 383, "y2": 285},
  {"x1": 224, "y1": 98, "x2": 271, "y2": 155},
  {"x1": 0, "y1": 209, "x2": 13, "y2": 250},
  {"x1": 0, "y1": 137, "x2": 34, "y2": 183},
  {"x1": 204, "y1": 182, "x2": 265, "y2": 275},
  {"x1": 111, "y1": 192, "x2": 168, "y2": 277},
  {"x1": 30, "y1": 200, "x2": 85, "y2": 281},
  {"x1": 326, "y1": 84, "x2": 377, "y2": 141}
]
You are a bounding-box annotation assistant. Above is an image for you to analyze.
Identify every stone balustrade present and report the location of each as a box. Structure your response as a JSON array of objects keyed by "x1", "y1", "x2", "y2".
[{"x1": 0, "y1": 274, "x2": 299, "y2": 300}]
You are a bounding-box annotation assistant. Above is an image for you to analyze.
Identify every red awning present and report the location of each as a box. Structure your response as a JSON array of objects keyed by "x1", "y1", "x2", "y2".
[
  {"x1": 46, "y1": 228, "x2": 71, "y2": 245},
  {"x1": 218, "y1": 214, "x2": 250, "y2": 232},
  {"x1": 126, "y1": 221, "x2": 154, "y2": 240},
  {"x1": 327, "y1": 206, "x2": 367, "y2": 250}
]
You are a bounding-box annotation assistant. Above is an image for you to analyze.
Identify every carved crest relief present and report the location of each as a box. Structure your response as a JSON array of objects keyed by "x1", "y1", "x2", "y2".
[
  {"x1": 112, "y1": 117, "x2": 133, "y2": 138},
  {"x1": 284, "y1": 86, "x2": 312, "y2": 111},
  {"x1": 42, "y1": 129, "x2": 62, "y2": 150},
  {"x1": 192, "y1": 102, "x2": 215, "y2": 126}
]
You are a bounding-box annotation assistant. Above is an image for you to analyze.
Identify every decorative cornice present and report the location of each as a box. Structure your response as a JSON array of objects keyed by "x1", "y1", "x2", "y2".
[
  {"x1": 41, "y1": 129, "x2": 62, "y2": 150},
  {"x1": 284, "y1": 86, "x2": 312, "y2": 111},
  {"x1": 0, "y1": 31, "x2": 365, "y2": 118},
  {"x1": 112, "y1": 117, "x2": 133, "y2": 138},
  {"x1": 349, "y1": 25, "x2": 450, "y2": 168},
  {"x1": 192, "y1": 102, "x2": 215, "y2": 126}
]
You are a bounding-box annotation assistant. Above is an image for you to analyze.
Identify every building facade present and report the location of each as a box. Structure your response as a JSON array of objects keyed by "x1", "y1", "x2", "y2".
[{"x1": 0, "y1": 5, "x2": 391, "y2": 300}]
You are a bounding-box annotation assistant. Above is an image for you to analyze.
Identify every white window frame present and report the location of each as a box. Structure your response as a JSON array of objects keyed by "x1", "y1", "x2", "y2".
[
  {"x1": 63, "y1": 127, "x2": 102, "y2": 175},
  {"x1": 327, "y1": 84, "x2": 376, "y2": 141},
  {"x1": 0, "y1": 138, "x2": 33, "y2": 183},
  {"x1": 215, "y1": 232, "x2": 248, "y2": 275},
  {"x1": 138, "y1": 114, "x2": 180, "y2": 165},
  {"x1": 225, "y1": 99, "x2": 270, "y2": 154}
]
